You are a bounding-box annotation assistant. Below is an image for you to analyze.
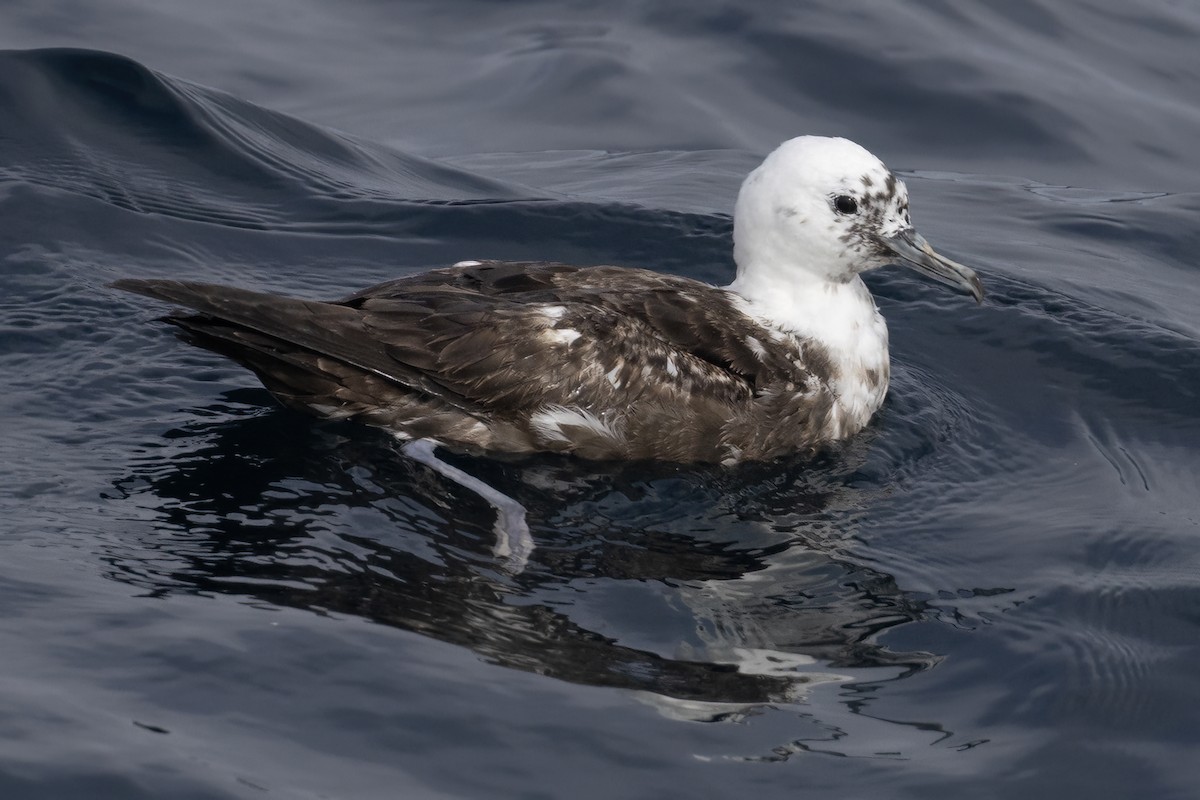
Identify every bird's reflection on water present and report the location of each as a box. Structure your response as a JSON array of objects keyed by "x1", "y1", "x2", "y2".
[{"x1": 108, "y1": 390, "x2": 941, "y2": 732}]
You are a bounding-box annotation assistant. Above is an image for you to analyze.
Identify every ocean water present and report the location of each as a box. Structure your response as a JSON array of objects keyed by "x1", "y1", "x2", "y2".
[{"x1": 2, "y1": 2, "x2": 1199, "y2": 798}]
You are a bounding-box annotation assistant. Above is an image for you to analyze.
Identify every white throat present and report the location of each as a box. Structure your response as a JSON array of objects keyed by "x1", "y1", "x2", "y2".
[{"x1": 726, "y1": 269, "x2": 891, "y2": 430}]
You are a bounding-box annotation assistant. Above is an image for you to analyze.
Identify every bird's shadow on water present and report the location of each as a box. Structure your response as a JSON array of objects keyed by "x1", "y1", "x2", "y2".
[{"x1": 106, "y1": 389, "x2": 947, "y2": 734}]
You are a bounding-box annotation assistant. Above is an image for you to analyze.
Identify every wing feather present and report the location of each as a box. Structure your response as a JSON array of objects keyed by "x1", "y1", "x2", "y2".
[{"x1": 114, "y1": 261, "x2": 824, "y2": 460}]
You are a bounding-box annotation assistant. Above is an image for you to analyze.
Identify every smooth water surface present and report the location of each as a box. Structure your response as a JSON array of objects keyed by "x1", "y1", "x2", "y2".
[{"x1": 1, "y1": 2, "x2": 1199, "y2": 798}]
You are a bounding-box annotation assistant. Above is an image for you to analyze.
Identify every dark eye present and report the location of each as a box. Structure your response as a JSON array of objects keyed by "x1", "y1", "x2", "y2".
[{"x1": 833, "y1": 195, "x2": 858, "y2": 215}]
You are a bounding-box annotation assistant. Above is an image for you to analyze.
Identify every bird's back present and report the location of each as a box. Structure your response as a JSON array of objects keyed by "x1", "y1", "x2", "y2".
[{"x1": 114, "y1": 260, "x2": 840, "y2": 462}]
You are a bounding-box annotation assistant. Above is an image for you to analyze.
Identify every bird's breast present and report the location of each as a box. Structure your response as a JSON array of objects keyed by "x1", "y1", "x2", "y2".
[{"x1": 827, "y1": 308, "x2": 890, "y2": 435}]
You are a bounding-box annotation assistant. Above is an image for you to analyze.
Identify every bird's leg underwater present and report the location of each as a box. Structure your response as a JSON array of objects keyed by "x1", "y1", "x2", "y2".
[{"x1": 401, "y1": 438, "x2": 533, "y2": 572}]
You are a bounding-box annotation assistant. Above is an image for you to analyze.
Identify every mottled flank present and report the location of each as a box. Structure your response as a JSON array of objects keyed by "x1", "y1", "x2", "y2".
[{"x1": 113, "y1": 261, "x2": 847, "y2": 463}]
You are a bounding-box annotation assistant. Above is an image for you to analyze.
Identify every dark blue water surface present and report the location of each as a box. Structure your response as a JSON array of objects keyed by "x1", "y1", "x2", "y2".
[{"x1": 3, "y1": 2, "x2": 1200, "y2": 798}]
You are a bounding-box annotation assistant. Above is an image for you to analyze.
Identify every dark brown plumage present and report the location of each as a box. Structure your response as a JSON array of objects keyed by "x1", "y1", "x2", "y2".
[{"x1": 113, "y1": 260, "x2": 837, "y2": 463}]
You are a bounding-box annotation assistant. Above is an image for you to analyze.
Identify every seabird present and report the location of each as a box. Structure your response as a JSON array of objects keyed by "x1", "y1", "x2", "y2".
[{"x1": 113, "y1": 135, "x2": 982, "y2": 566}]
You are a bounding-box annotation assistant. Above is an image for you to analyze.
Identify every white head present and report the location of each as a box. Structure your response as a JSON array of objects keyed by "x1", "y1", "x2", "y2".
[{"x1": 731, "y1": 136, "x2": 982, "y2": 301}]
